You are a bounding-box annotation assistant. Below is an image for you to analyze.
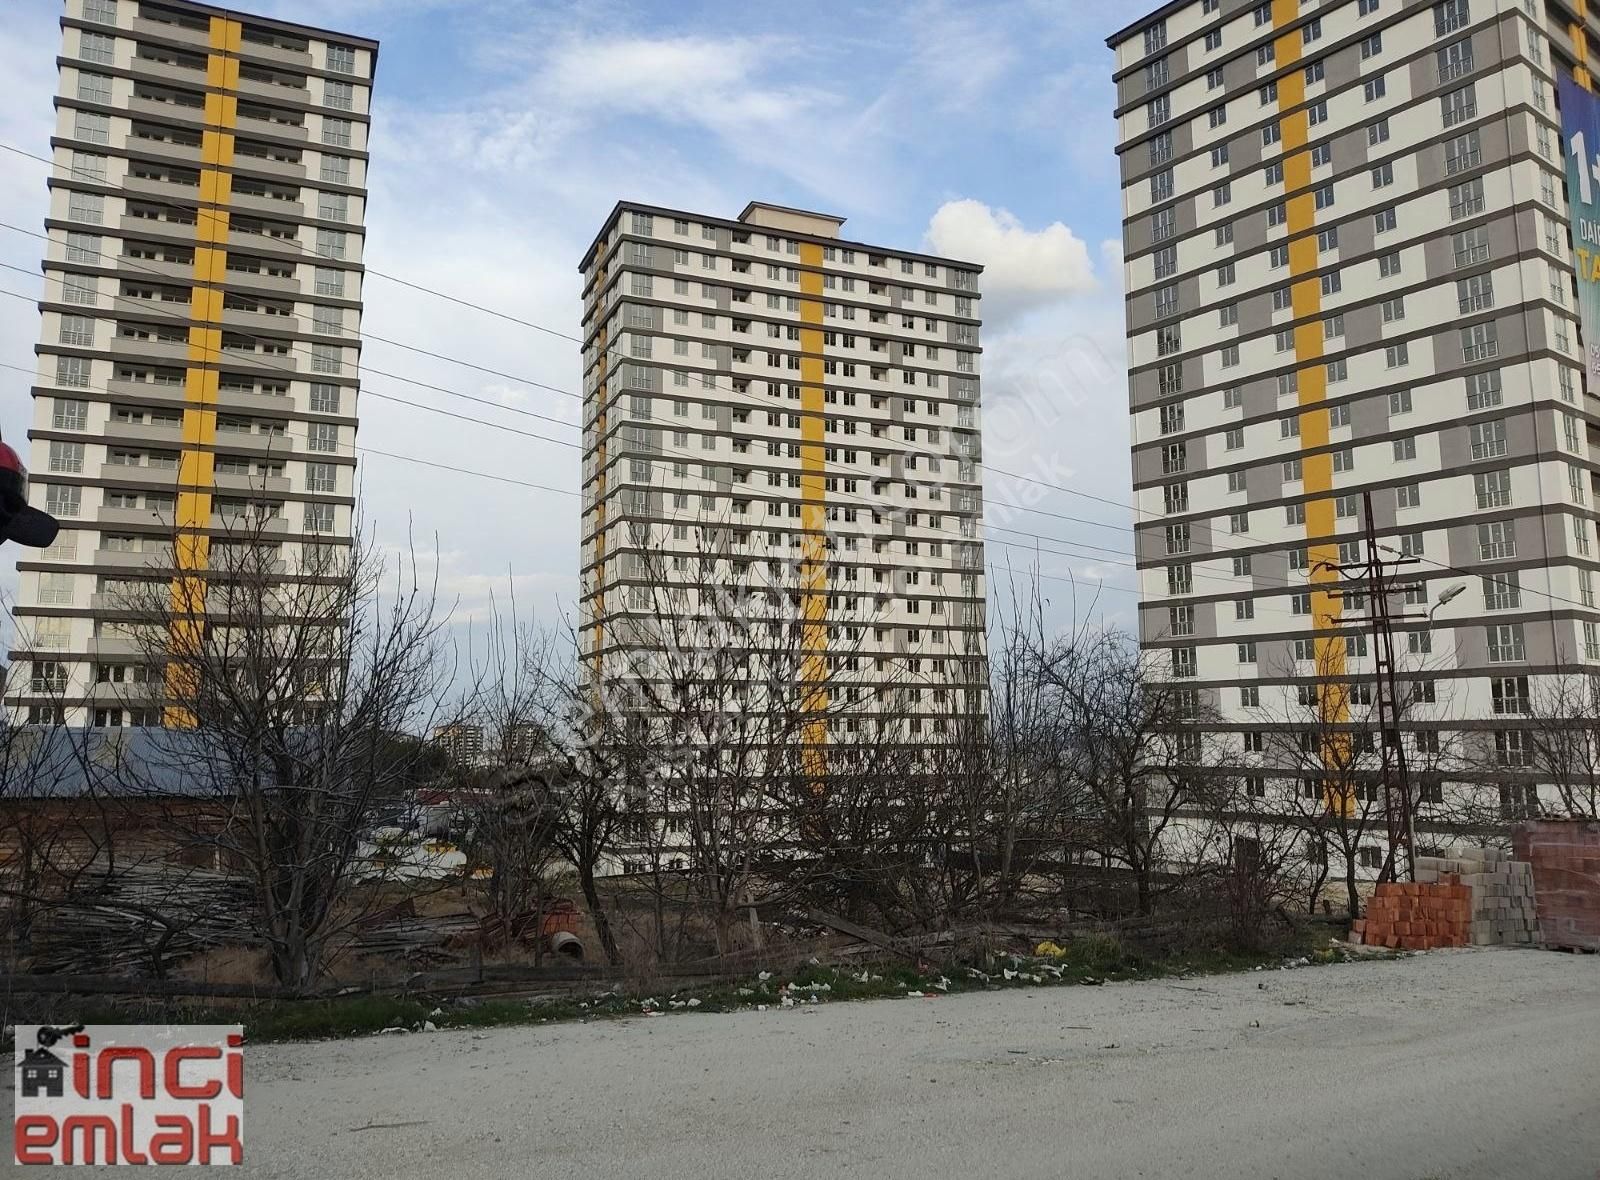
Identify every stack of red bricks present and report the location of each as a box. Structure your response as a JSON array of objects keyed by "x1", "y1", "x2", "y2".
[
  {"x1": 1349, "y1": 881, "x2": 1471, "y2": 949},
  {"x1": 1513, "y1": 820, "x2": 1600, "y2": 952}
]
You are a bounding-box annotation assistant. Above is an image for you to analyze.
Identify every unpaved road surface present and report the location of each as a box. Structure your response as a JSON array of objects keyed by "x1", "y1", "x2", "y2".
[{"x1": 243, "y1": 948, "x2": 1596, "y2": 1179}]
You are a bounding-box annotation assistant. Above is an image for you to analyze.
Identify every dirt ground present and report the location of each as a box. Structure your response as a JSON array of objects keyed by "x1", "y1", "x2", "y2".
[{"x1": 187, "y1": 948, "x2": 1600, "y2": 1177}]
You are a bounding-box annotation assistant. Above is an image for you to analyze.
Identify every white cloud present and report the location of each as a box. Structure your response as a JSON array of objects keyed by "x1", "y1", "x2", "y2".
[{"x1": 923, "y1": 200, "x2": 1100, "y2": 322}]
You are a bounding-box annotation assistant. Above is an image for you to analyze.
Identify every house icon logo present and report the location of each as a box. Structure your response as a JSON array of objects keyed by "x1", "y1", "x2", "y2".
[{"x1": 19, "y1": 1047, "x2": 65, "y2": 1099}]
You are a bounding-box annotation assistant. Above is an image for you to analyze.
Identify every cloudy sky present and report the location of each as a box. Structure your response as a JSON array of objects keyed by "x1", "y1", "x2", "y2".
[{"x1": 0, "y1": 0, "x2": 1140, "y2": 640}]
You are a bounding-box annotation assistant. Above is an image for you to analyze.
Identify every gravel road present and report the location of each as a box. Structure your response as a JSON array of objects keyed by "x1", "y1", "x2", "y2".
[{"x1": 242, "y1": 948, "x2": 1596, "y2": 1180}]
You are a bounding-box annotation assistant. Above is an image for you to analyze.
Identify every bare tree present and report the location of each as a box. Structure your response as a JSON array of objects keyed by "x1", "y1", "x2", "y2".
[
  {"x1": 1520, "y1": 671, "x2": 1600, "y2": 819},
  {"x1": 112, "y1": 513, "x2": 455, "y2": 987}
]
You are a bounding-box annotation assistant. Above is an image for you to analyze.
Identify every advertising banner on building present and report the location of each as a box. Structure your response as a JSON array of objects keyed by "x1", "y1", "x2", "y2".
[{"x1": 1560, "y1": 75, "x2": 1600, "y2": 386}]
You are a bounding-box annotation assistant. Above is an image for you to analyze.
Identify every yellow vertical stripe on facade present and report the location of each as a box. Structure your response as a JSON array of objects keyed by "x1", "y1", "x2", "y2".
[
  {"x1": 167, "y1": 16, "x2": 241, "y2": 726},
  {"x1": 797, "y1": 243, "x2": 829, "y2": 775},
  {"x1": 1575, "y1": 0, "x2": 1592, "y2": 91},
  {"x1": 1275, "y1": 4, "x2": 1350, "y2": 810}
]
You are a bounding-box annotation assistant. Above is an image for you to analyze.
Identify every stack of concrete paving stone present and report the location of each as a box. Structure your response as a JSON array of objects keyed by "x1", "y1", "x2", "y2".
[
  {"x1": 1416, "y1": 848, "x2": 1539, "y2": 947},
  {"x1": 1513, "y1": 821, "x2": 1600, "y2": 952}
]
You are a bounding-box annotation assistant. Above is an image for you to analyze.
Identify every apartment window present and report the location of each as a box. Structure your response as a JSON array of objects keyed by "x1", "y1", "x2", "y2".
[
  {"x1": 1466, "y1": 369, "x2": 1502, "y2": 410},
  {"x1": 1327, "y1": 358, "x2": 1348, "y2": 383},
  {"x1": 1214, "y1": 182, "x2": 1232, "y2": 207},
  {"x1": 323, "y1": 80, "x2": 355, "y2": 111},
  {"x1": 1441, "y1": 84, "x2": 1477, "y2": 128},
  {"x1": 1284, "y1": 458, "x2": 1302, "y2": 481},
  {"x1": 311, "y1": 344, "x2": 341, "y2": 374},
  {"x1": 1148, "y1": 94, "x2": 1171, "y2": 128},
  {"x1": 1368, "y1": 118, "x2": 1390, "y2": 146},
  {"x1": 1170, "y1": 605, "x2": 1194, "y2": 637},
  {"x1": 1155, "y1": 284, "x2": 1179, "y2": 319},
  {"x1": 1469, "y1": 419, "x2": 1506, "y2": 460},
  {"x1": 58, "y1": 314, "x2": 94, "y2": 347},
  {"x1": 1445, "y1": 129, "x2": 1481, "y2": 175},
  {"x1": 1158, "y1": 324, "x2": 1181, "y2": 356},
  {"x1": 45, "y1": 485, "x2": 80, "y2": 519},
  {"x1": 314, "y1": 267, "x2": 345, "y2": 297},
  {"x1": 1216, "y1": 222, "x2": 1233, "y2": 247},
  {"x1": 1257, "y1": 43, "x2": 1276, "y2": 67},
  {"x1": 1268, "y1": 204, "x2": 1287, "y2": 229},
  {"x1": 1229, "y1": 511, "x2": 1250, "y2": 535},
  {"x1": 1209, "y1": 104, "x2": 1228, "y2": 129},
  {"x1": 1205, "y1": 32, "x2": 1223, "y2": 55},
  {"x1": 320, "y1": 154, "x2": 350, "y2": 184},
  {"x1": 1460, "y1": 322, "x2": 1498, "y2": 362},
  {"x1": 323, "y1": 117, "x2": 353, "y2": 147},
  {"x1": 1258, "y1": 83, "x2": 1276, "y2": 107},
  {"x1": 1385, "y1": 342, "x2": 1409, "y2": 369},
  {"x1": 1305, "y1": 61, "x2": 1324, "y2": 85},
  {"x1": 1264, "y1": 161, "x2": 1283, "y2": 186},
  {"x1": 1453, "y1": 226, "x2": 1489, "y2": 269},
  {"x1": 326, "y1": 44, "x2": 357, "y2": 73},
  {"x1": 62, "y1": 274, "x2": 97, "y2": 305},
  {"x1": 1219, "y1": 303, "x2": 1237, "y2": 328},
  {"x1": 1393, "y1": 437, "x2": 1417, "y2": 461},
  {"x1": 1233, "y1": 555, "x2": 1252, "y2": 576},
  {"x1": 1458, "y1": 273, "x2": 1494, "y2": 314},
  {"x1": 305, "y1": 502, "x2": 336, "y2": 532},
  {"x1": 1314, "y1": 183, "x2": 1335, "y2": 210},
  {"x1": 1484, "y1": 573, "x2": 1521, "y2": 612},
  {"x1": 1253, "y1": 2, "x2": 1270, "y2": 24},
  {"x1": 1408, "y1": 631, "x2": 1433, "y2": 655},
  {"x1": 1262, "y1": 122, "x2": 1282, "y2": 148},
  {"x1": 1281, "y1": 416, "x2": 1299, "y2": 440},
  {"x1": 307, "y1": 422, "x2": 339, "y2": 453},
  {"x1": 1227, "y1": 470, "x2": 1246, "y2": 493},
  {"x1": 83, "y1": 0, "x2": 117, "y2": 21},
  {"x1": 1360, "y1": 32, "x2": 1383, "y2": 58},
  {"x1": 315, "y1": 228, "x2": 347, "y2": 259},
  {"x1": 1220, "y1": 344, "x2": 1239, "y2": 368},
  {"x1": 317, "y1": 191, "x2": 348, "y2": 221},
  {"x1": 55, "y1": 356, "x2": 91, "y2": 388},
  {"x1": 53, "y1": 398, "x2": 88, "y2": 430},
  {"x1": 1363, "y1": 76, "x2": 1386, "y2": 102},
  {"x1": 1144, "y1": 20, "x2": 1167, "y2": 55},
  {"x1": 1449, "y1": 177, "x2": 1485, "y2": 220},
  {"x1": 1477, "y1": 520, "x2": 1516, "y2": 560},
  {"x1": 1153, "y1": 245, "x2": 1176, "y2": 279},
  {"x1": 1237, "y1": 642, "x2": 1258, "y2": 665},
  {"x1": 1307, "y1": 100, "x2": 1328, "y2": 127},
  {"x1": 1396, "y1": 483, "x2": 1420, "y2": 509},
  {"x1": 1371, "y1": 162, "x2": 1394, "y2": 189},
  {"x1": 1380, "y1": 295, "x2": 1406, "y2": 324},
  {"x1": 1311, "y1": 143, "x2": 1332, "y2": 170},
  {"x1": 1217, "y1": 262, "x2": 1236, "y2": 286},
  {"x1": 1152, "y1": 207, "x2": 1175, "y2": 242},
  {"x1": 73, "y1": 110, "x2": 109, "y2": 144},
  {"x1": 309, "y1": 384, "x2": 340, "y2": 414},
  {"x1": 306, "y1": 462, "x2": 338, "y2": 493},
  {"x1": 1379, "y1": 252, "x2": 1403, "y2": 278},
  {"x1": 77, "y1": 72, "x2": 112, "y2": 104},
  {"x1": 48, "y1": 441, "x2": 84, "y2": 474},
  {"x1": 67, "y1": 191, "x2": 104, "y2": 225},
  {"x1": 1321, "y1": 271, "x2": 1342, "y2": 297},
  {"x1": 1333, "y1": 447, "x2": 1355, "y2": 473},
  {"x1": 1150, "y1": 131, "x2": 1173, "y2": 166}
]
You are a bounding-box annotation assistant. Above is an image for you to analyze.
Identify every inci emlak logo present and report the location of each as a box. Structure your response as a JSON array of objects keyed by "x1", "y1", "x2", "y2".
[{"x1": 13, "y1": 1024, "x2": 243, "y2": 1165}]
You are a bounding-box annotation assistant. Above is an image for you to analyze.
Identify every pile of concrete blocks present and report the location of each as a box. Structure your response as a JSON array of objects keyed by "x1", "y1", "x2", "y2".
[
  {"x1": 1513, "y1": 820, "x2": 1600, "y2": 952},
  {"x1": 1417, "y1": 848, "x2": 1539, "y2": 947},
  {"x1": 1349, "y1": 882, "x2": 1469, "y2": 949}
]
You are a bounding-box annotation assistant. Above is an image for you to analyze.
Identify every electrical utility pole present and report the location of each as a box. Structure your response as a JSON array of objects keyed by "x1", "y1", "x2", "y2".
[{"x1": 1324, "y1": 490, "x2": 1425, "y2": 883}]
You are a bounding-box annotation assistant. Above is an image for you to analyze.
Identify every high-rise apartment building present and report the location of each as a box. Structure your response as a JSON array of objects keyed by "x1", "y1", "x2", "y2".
[
  {"x1": 8, "y1": 0, "x2": 375, "y2": 727},
  {"x1": 577, "y1": 201, "x2": 988, "y2": 759},
  {"x1": 1110, "y1": 0, "x2": 1600, "y2": 844}
]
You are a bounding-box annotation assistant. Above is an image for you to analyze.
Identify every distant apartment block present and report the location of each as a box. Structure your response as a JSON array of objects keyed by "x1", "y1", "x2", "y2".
[
  {"x1": 9, "y1": 0, "x2": 375, "y2": 727},
  {"x1": 1109, "y1": 0, "x2": 1600, "y2": 837}
]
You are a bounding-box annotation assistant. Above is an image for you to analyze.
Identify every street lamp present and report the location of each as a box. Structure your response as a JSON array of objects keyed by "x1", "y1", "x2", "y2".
[{"x1": 1428, "y1": 582, "x2": 1466, "y2": 621}]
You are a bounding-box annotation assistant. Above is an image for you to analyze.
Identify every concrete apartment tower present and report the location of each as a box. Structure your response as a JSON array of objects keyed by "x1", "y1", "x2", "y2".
[
  {"x1": 1109, "y1": 0, "x2": 1600, "y2": 854},
  {"x1": 577, "y1": 201, "x2": 988, "y2": 774},
  {"x1": 8, "y1": 0, "x2": 375, "y2": 727}
]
